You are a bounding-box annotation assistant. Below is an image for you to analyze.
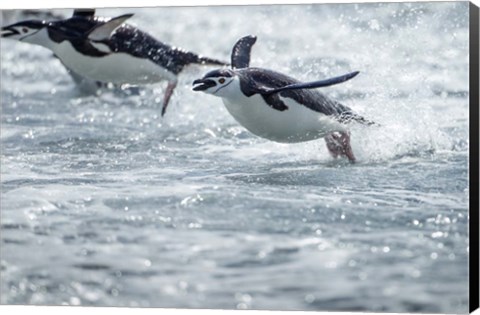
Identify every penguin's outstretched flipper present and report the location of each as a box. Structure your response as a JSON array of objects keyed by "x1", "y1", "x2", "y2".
[
  {"x1": 231, "y1": 35, "x2": 257, "y2": 69},
  {"x1": 264, "y1": 71, "x2": 360, "y2": 94}
]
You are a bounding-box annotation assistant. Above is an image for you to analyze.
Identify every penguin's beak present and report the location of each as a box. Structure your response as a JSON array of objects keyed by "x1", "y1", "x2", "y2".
[
  {"x1": 192, "y1": 78, "x2": 216, "y2": 91},
  {"x1": 1, "y1": 26, "x2": 20, "y2": 38}
]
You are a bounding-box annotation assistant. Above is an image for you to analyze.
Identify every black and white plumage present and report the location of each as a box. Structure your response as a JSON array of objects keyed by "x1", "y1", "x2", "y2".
[
  {"x1": 1, "y1": 9, "x2": 228, "y2": 115},
  {"x1": 193, "y1": 35, "x2": 374, "y2": 162},
  {"x1": 1, "y1": 9, "x2": 108, "y2": 94}
]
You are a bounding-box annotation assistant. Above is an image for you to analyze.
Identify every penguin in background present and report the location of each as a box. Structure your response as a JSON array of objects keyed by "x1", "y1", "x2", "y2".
[{"x1": 2, "y1": 9, "x2": 229, "y2": 115}]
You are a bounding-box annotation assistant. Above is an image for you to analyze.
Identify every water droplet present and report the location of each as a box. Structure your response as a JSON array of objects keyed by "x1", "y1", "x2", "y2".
[
  {"x1": 368, "y1": 19, "x2": 381, "y2": 30},
  {"x1": 188, "y1": 222, "x2": 202, "y2": 229},
  {"x1": 69, "y1": 296, "x2": 81, "y2": 305},
  {"x1": 358, "y1": 272, "x2": 368, "y2": 280},
  {"x1": 178, "y1": 281, "x2": 188, "y2": 290},
  {"x1": 411, "y1": 269, "x2": 421, "y2": 278},
  {"x1": 305, "y1": 294, "x2": 315, "y2": 303},
  {"x1": 236, "y1": 303, "x2": 248, "y2": 310}
]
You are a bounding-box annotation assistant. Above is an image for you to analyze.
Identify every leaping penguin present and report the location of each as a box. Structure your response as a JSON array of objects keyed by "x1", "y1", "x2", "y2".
[
  {"x1": 192, "y1": 35, "x2": 374, "y2": 162},
  {"x1": 1, "y1": 9, "x2": 229, "y2": 116},
  {"x1": 2, "y1": 9, "x2": 126, "y2": 94}
]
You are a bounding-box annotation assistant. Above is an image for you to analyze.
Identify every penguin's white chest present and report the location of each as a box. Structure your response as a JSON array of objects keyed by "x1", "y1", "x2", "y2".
[
  {"x1": 219, "y1": 81, "x2": 346, "y2": 143},
  {"x1": 51, "y1": 41, "x2": 176, "y2": 84}
]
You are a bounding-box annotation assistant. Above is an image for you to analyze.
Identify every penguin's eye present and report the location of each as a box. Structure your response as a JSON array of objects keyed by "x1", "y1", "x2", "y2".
[
  {"x1": 218, "y1": 78, "x2": 226, "y2": 84},
  {"x1": 22, "y1": 27, "x2": 28, "y2": 33}
]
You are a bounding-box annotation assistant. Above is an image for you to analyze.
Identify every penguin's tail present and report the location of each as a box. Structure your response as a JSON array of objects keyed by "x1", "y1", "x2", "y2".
[
  {"x1": 195, "y1": 55, "x2": 230, "y2": 67},
  {"x1": 179, "y1": 49, "x2": 229, "y2": 67},
  {"x1": 337, "y1": 112, "x2": 378, "y2": 126},
  {"x1": 355, "y1": 117, "x2": 379, "y2": 126}
]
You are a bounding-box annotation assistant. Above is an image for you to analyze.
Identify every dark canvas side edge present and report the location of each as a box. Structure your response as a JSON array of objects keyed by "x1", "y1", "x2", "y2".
[{"x1": 470, "y1": 1, "x2": 480, "y2": 313}]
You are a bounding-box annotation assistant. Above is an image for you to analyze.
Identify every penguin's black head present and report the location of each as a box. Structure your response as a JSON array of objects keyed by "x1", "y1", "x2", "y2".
[
  {"x1": 192, "y1": 69, "x2": 235, "y2": 95},
  {"x1": 1, "y1": 20, "x2": 48, "y2": 41}
]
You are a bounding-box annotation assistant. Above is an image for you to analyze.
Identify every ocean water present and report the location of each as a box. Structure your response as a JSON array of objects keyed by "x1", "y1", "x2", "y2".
[{"x1": 0, "y1": 2, "x2": 470, "y2": 313}]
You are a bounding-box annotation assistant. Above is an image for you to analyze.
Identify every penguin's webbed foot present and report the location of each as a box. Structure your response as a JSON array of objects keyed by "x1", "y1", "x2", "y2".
[
  {"x1": 325, "y1": 131, "x2": 356, "y2": 163},
  {"x1": 161, "y1": 81, "x2": 177, "y2": 117}
]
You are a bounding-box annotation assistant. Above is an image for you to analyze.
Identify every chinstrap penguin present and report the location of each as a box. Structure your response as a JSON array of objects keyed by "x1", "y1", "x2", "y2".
[
  {"x1": 192, "y1": 35, "x2": 374, "y2": 162},
  {"x1": 1, "y1": 9, "x2": 229, "y2": 115},
  {"x1": 1, "y1": 9, "x2": 111, "y2": 94}
]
